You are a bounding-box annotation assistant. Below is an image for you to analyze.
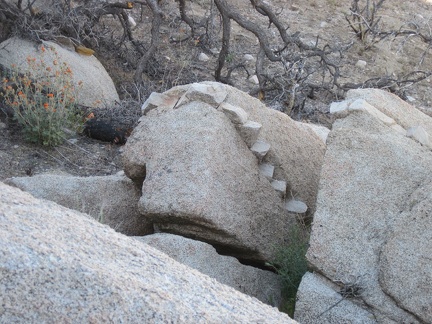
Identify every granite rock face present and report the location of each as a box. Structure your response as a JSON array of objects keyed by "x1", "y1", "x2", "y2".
[
  {"x1": 124, "y1": 100, "x2": 291, "y2": 263},
  {"x1": 296, "y1": 90, "x2": 432, "y2": 323},
  {"x1": 135, "y1": 233, "x2": 282, "y2": 307},
  {"x1": 295, "y1": 272, "x2": 376, "y2": 324},
  {"x1": 0, "y1": 182, "x2": 296, "y2": 323},
  {"x1": 378, "y1": 180, "x2": 432, "y2": 322},
  {"x1": 5, "y1": 172, "x2": 152, "y2": 236},
  {"x1": 346, "y1": 88, "x2": 432, "y2": 137},
  {"x1": 124, "y1": 81, "x2": 325, "y2": 262}
]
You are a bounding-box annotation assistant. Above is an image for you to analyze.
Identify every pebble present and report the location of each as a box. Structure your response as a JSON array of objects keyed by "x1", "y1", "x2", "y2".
[
  {"x1": 406, "y1": 96, "x2": 416, "y2": 102},
  {"x1": 198, "y1": 53, "x2": 210, "y2": 62},
  {"x1": 285, "y1": 199, "x2": 308, "y2": 214},
  {"x1": 243, "y1": 54, "x2": 255, "y2": 61},
  {"x1": 67, "y1": 138, "x2": 79, "y2": 144},
  {"x1": 248, "y1": 75, "x2": 259, "y2": 85},
  {"x1": 355, "y1": 60, "x2": 367, "y2": 69}
]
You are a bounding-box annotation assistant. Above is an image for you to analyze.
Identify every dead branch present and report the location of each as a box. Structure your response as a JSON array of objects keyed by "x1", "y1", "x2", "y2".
[
  {"x1": 2, "y1": 0, "x2": 431, "y2": 116},
  {"x1": 341, "y1": 70, "x2": 432, "y2": 99},
  {"x1": 133, "y1": 0, "x2": 163, "y2": 83}
]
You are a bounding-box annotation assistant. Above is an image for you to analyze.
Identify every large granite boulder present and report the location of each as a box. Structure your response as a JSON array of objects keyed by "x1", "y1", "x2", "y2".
[
  {"x1": 135, "y1": 233, "x2": 282, "y2": 307},
  {"x1": 296, "y1": 90, "x2": 432, "y2": 323},
  {"x1": 0, "y1": 37, "x2": 119, "y2": 108},
  {"x1": 124, "y1": 100, "x2": 291, "y2": 263},
  {"x1": 0, "y1": 182, "x2": 296, "y2": 323},
  {"x1": 5, "y1": 172, "x2": 152, "y2": 236},
  {"x1": 123, "y1": 82, "x2": 325, "y2": 262},
  {"x1": 138, "y1": 81, "x2": 326, "y2": 213}
]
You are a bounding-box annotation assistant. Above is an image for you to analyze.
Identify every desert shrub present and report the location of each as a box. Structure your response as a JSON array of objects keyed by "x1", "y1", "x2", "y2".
[
  {"x1": 267, "y1": 221, "x2": 309, "y2": 317},
  {"x1": 1, "y1": 45, "x2": 83, "y2": 146}
]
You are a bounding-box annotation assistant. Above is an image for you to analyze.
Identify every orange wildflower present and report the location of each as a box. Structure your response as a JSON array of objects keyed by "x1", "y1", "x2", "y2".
[
  {"x1": 47, "y1": 93, "x2": 54, "y2": 98},
  {"x1": 53, "y1": 60, "x2": 58, "y2": 65},
  {"x1": 41, "y1": 45, "x2": 46, "y2": 52},
  {"x1": 46, "y1": 67, "x2": 51, "y2": 72},
  {"x1": 43, "y1": 102, "x2": 49, "y2": 109}
]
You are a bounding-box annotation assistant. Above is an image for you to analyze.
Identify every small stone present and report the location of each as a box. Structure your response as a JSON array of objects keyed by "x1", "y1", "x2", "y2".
[
  {"x1": 271, "y1": 180, "x2": 287, "y2": 197},
  {"x1": 406, "y1": 96, "x2": 416, "y2": 102},
  {"x1": 290, "y1": 4, "x2": 300, "y2": 11},
  {"x1": 330, "y1": 100, "x2": 351, "y2": 116},
  {"x1": 250, "y1": 140, "x2": 271, "y2": 159},
  {"x1": 238, "y1": 121, "x2": 262, "y2": 147},
  {"x1": 128, "y1": 15, "x2": 137, "y2": 28},
  {"x1": 210, "y1": 48, "x2": 220, "y2": 55},
  {"x1": 259, "y1": 163, "x2": 274, "y2": 180},
  {"x1": 349, "y1": 99, "x2": 396, "y2": 126},
  {"x1": 285, "y1": 199, "x2": 308, "y2": 214},
  {"x1": 248, "y1": 75, "x2": 259, "y2": 85},
  {"x1": 142, "y1": 92, "x2": 178, "y2": 115},
  {"x1": 320, "y1": 21, "x2": 328, "y2": 28},
  {"x1": 67, "y1": 138, "x2": 78, "y2": 144},
  {"x1": 407, "y1": 126, "x2": 431, "y2": 147},
  {"x1": 243, "y1": 54, "x2": 255, "y2": 61},
  {"x1": 198, "y1": 53, "x2": 210, "y2": 62},
  {"x1": 0, "y1": 122, "x2": 7, "y2": 129},
  {"x1": 300, "y1": 38, "x2": 316, "y2": 47},
  {"x1": 220, "y1": 103, "x2": 248, "y2": 124},
  {"x1": 355, "y1": 60, "x2": 367, "y2": 69},
  {"x1": 175, "y1": 82, "x2": 228, "y2": 109}
]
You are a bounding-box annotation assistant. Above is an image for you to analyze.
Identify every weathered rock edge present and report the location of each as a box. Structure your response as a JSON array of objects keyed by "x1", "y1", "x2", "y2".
[
  {"x1": 5, "y1": 172, "x2": 152, "y2": 236},
  {"x1": 0, "y1": 182, "x2": 295, "y2": 323},
  {"x1": 135, "y1": 233, "x2": 283, "y2": 307}
]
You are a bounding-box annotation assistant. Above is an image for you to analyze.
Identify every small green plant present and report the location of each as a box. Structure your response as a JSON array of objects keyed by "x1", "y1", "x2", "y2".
[
  {"x1": 225, "y1": 52, "x2": 235, "y2": 63},
  {"x1": 267, "y1": 221, "x2": 309, "y2": 317},
  {"x1": 1, "y1": 45, "x2": 83, "y2": 146}
]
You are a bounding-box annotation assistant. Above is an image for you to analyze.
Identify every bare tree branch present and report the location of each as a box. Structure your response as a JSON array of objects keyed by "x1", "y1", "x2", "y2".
[{"x1": 134, "y1": 0, "x2": 163, "y2": 83}]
